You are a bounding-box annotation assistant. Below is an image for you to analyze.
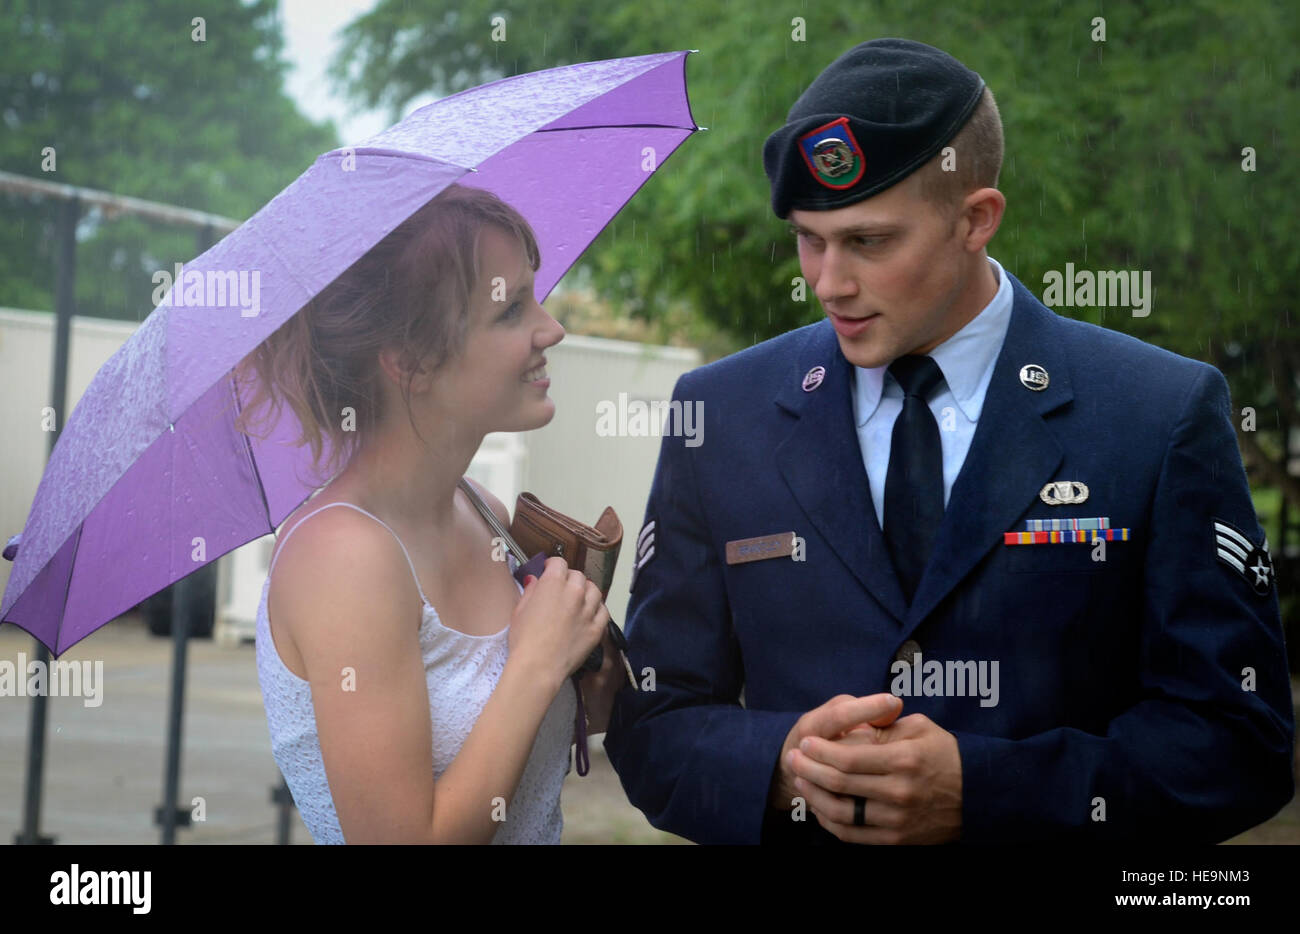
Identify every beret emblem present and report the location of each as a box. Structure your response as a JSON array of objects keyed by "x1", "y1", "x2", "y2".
[{"x1": 798, "y1": 116, "x2": 865, "y2": 190}]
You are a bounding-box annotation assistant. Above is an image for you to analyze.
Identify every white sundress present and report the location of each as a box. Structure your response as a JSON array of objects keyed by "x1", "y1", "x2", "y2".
[{"x1": 254, "y1": 501, "x2": 576, "y2": 843}]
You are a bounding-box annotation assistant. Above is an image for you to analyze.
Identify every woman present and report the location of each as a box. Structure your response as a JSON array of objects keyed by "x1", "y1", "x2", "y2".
[{"x1": 234, "y1": 184, "x2": 622, "y2": 844}]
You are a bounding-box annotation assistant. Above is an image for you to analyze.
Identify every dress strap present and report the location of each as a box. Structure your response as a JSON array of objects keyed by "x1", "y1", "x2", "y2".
[{"x1": 270, "y1": 502, "x2": 429, "y2": 604}]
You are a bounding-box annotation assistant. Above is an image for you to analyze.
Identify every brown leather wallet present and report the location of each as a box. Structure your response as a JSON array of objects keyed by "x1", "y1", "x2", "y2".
[
  {"x1": 509, "y1": 493, "x2": 623, "y2": 600},
  {"x1": 457, "y1": 480, "x2": 629, "y2": 776}
]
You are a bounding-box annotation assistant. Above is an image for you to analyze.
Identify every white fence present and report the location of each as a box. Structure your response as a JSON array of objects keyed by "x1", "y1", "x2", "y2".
[{"x1": 0, "y1": 307, "x2": 700, "y2": 640}]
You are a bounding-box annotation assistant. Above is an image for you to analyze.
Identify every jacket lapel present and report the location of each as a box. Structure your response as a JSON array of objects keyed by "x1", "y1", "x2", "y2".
[
  {"x1": 901, "y1": 274, "x2": 1073, "y2": 635},
  {"x1": 775, "y1": 321, "x2": 910, "y2": 624}
]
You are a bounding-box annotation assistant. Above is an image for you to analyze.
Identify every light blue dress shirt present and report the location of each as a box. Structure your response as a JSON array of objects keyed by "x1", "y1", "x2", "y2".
[{"x1": 852, "y1": 256, "x2": 1014, "y2": 530}]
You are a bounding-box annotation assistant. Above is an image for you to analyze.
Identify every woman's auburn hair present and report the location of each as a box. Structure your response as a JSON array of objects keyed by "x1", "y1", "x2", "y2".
[{"x1": 233, "y1": 183, "x2": 541, "y2": 487}]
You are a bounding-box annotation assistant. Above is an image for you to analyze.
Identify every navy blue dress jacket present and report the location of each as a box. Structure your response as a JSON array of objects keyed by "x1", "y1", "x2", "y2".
[{"x1": 604, "y1": 270, "x2": 1294, "y2": 844}]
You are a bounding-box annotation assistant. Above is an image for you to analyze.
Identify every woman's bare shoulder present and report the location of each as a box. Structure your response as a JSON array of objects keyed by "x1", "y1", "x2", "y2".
[
  {"x1": 268, "y1": 502, "x2": 415, "y2": 646},
  {"x1": 273, "y1": 494, "x2": 374, "y2": 565}
]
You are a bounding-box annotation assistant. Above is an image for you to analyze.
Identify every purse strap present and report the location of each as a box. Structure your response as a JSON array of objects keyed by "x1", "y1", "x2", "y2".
[
  {"x1": 456, "y1": 477, "x2": 593, "y2": 777},
  {"x1": 457, "y1": 478, "x2": 526, "y2": 562}
]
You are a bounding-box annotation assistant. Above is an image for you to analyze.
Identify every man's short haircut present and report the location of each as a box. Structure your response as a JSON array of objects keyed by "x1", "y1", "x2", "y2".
[{"x1": 916, "y1": 86, "x2": 1003, "y2": 219}]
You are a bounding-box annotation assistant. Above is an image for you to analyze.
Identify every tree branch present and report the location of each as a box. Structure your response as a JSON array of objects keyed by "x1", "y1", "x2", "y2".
[{"x1": 1236, "y1": 425, "x2": 1300, "y2": 507}]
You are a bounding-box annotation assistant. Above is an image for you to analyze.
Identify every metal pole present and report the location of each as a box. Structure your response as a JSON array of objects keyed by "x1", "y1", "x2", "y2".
[
  {"x1": 272, "y1": 778, "x2": 295, "y2": 845},
  {"x1": 158, "y1": 574, "x2": 191, "y2": 844},
  {"x1": 1, "y1": 175, "x2": 237, "y2": 845},
  {"x1": 0, "y1": 170, "x2": 240, "y2": 235},
  {"x1": 155, "y1": 223, "x2": 216, "y2": 844},
  {"x1": 15, "y1": 196, "x2": 79, "y2": 845}
]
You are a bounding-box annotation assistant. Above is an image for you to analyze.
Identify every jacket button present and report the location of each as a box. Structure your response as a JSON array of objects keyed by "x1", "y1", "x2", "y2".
[{"x1": 894, "y1": 640, "x2": 922, "y2": 665}]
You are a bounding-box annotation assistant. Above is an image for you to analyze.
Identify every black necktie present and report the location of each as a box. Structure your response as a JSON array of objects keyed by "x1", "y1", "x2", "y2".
[{"x1": 883, "y1": 354, "x2": 946, "y2": 604}]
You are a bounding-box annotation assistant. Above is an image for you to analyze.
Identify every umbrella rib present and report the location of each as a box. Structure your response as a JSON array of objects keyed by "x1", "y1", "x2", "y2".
[
  {"x1": 250, "y1": 150, "x2": 476, "y2": 303},
  {"x1": 327, "y1": 148, "x2": 475, "y2": 172},
  {"x1": 533, "y1": 123, "x2": 697, "y2": 132},
  {"x1": 228, "y1": 370, "x2": 275, "y2": 537},
  {"x1": 55, "y1": 521, "x2": 84, "y2": 655}
]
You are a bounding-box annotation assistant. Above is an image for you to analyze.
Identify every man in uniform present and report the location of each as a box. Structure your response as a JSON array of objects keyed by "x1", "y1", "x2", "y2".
[{"x1": 604, "y1": 38, "x2": 1294, "y2": 844}]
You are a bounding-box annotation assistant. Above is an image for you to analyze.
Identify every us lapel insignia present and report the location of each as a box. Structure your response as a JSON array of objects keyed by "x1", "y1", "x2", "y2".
[{"x1": 1019, "y1": 364, "x2": 1049, "y2": 390}]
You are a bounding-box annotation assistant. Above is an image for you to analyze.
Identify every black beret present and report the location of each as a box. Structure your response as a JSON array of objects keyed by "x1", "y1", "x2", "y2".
[{"x1": 763, "y1": 38, "x2": 985, "y2": 219}]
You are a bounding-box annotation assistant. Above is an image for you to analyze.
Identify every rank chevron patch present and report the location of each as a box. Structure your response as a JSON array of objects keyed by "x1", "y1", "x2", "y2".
[
  {"x1": 629, "y1": 518, "x2": 656, "y2": 593},
  {"x1": 1213, "y1": 517, "x2": 1274, "y2": 596}
]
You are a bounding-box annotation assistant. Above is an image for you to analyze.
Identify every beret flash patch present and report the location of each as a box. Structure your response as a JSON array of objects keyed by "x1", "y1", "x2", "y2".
[{"x1": 797, "y1": 117, "x2": 866, "y2": 190}]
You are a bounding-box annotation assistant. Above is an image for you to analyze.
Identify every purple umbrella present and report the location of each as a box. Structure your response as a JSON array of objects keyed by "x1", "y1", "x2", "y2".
[{"x1": 2, "y1": 50, "x2": 700, "y2": 655}]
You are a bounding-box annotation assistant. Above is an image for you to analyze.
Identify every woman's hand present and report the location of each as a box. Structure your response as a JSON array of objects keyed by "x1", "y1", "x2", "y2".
[
  {"x1": 508, "y1": 556, "x2": 608, "y2": 691},
  {"x1": 576, "y1": 624, "x2": 627, "y2": 735}
]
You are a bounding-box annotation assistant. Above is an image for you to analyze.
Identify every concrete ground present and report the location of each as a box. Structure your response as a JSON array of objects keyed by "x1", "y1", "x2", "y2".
[
  {"x1": 0, "y1": 614, "x2": 683, "y2": 845},
  {"x1": 0, "y1": 615, "x2": 1294, "y2": 845}
]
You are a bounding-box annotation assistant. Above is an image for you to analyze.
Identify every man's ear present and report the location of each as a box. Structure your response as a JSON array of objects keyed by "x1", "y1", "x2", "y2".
[{"x1": 961, "y1": 187, "x2": 1005, "y2": 253}]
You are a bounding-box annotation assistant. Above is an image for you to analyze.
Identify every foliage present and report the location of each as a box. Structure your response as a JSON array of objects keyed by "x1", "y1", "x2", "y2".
[
  {"x1": 333, "y1": 0, "x2": 1300, "y2": 566},
  {"x1": 331, "y1": 0, "x2": 1299, "y2": 358},
  {"x1": 0, "y1": 0, "x2": 337, "y2": 321}
]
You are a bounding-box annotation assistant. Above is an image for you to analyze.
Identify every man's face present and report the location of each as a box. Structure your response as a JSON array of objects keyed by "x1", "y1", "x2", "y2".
[{"x1": 789, "y1": 171, "x2": 971, "y2": 370}]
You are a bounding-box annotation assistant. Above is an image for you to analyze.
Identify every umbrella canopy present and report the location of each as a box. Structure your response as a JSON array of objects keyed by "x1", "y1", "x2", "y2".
[{"x1": 2, "y1": 49, "x2": 700, "y2": 655}]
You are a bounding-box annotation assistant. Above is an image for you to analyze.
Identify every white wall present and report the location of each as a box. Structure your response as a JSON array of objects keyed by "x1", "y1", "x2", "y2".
[{"x1": 517, "y1": 333, "x2": 700, "y2": 623}]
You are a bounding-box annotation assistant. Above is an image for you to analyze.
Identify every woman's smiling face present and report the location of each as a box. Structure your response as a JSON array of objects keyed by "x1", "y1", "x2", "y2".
[{"x1": 419, "y1": 224, "x2": 566, "y2": 437}]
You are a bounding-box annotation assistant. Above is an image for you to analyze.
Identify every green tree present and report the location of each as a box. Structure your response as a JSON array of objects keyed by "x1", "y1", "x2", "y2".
[
  {"x1": 333, "y1": 0, "x2": 1299, "y2": 632},
  {"x1": 0, "y1": 0, "x2": 338, "y2": 321},
  {"x1": 330, "y1": 0, "x2": 1297, "y2": 349}
]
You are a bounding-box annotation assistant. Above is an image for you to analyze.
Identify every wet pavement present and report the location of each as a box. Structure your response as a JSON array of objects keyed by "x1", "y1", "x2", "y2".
[
  {"x1": 0, "y1": 614, "x2": 683, "y2": 845},
  {"x1": 0, "y1": 615, "x2": 1292, "y2": 845}
]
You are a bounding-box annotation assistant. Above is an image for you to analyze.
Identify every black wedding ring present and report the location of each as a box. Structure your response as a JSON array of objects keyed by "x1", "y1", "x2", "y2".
[{"x1": 853, "y1": 795, "x2": 866, "y2": 827}]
